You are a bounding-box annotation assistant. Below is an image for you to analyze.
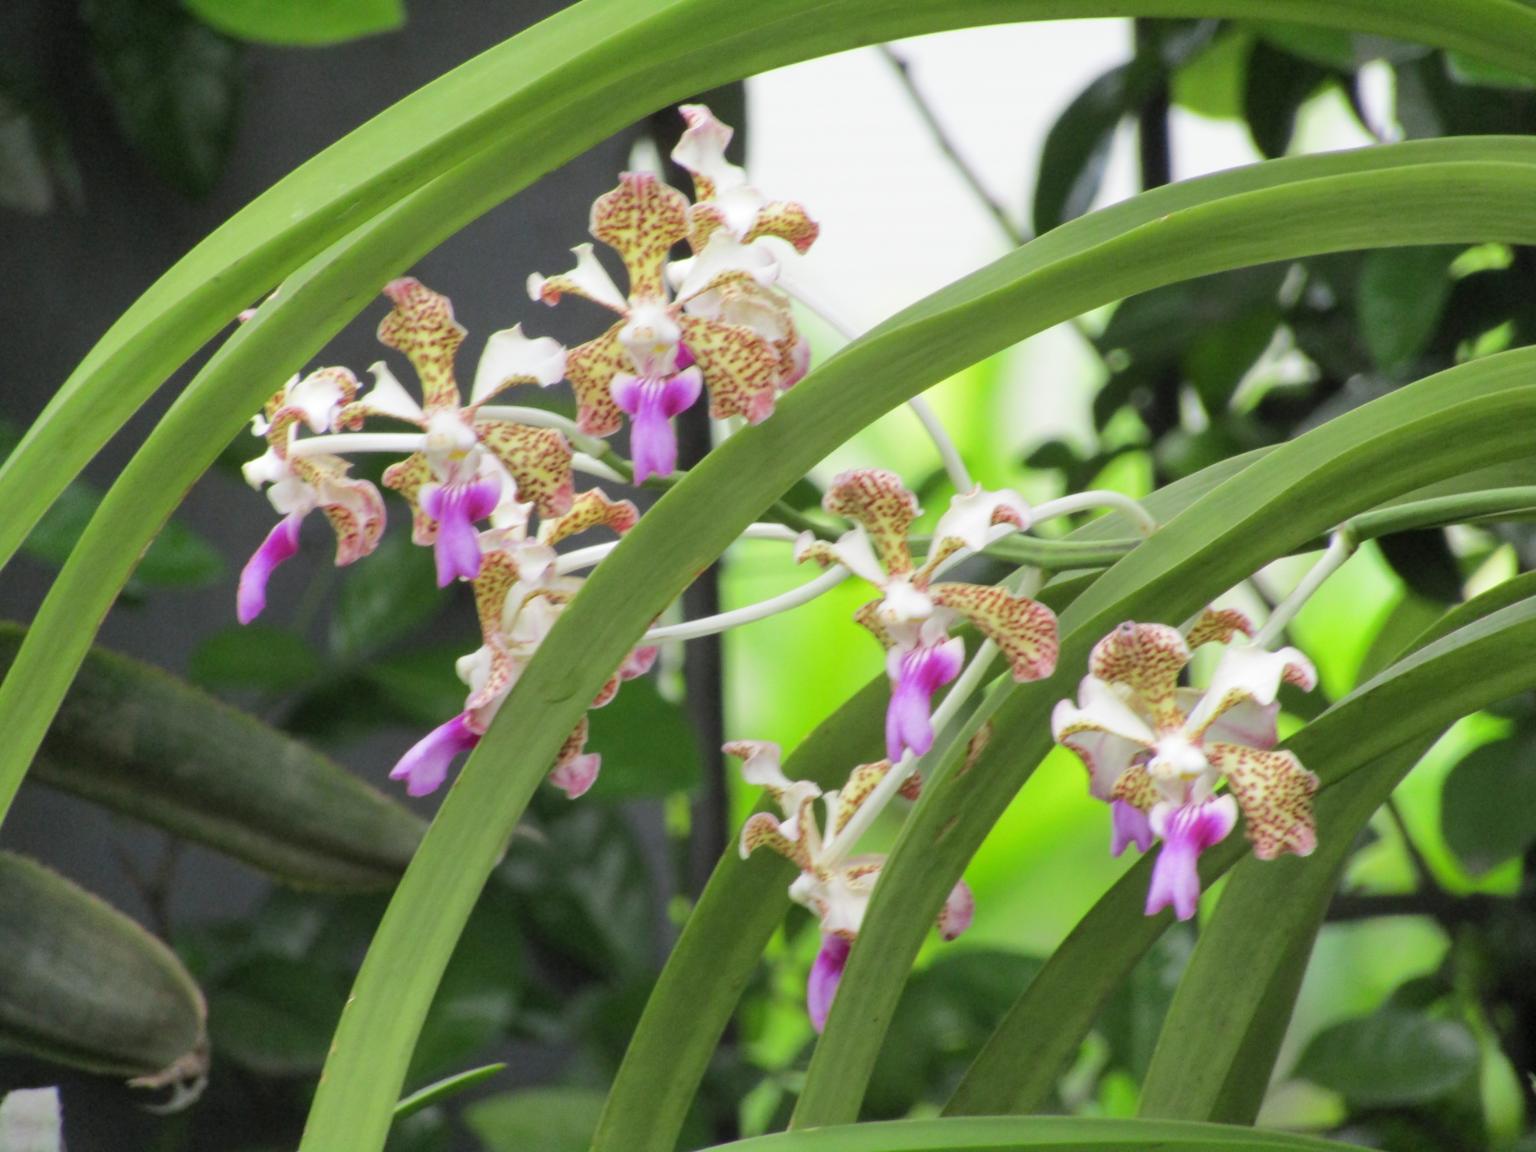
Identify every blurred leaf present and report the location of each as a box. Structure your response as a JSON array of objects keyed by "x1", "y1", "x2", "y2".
[
  {"x1": 0, "y1": 1088, "x2": 63, "y2": 1152},
  {"x1": 1441, "y1": 732, "x2": 1536, "y2": 874},
  {"x1": 1098, "y1": 926, "x2": 1194, "y2": 1081},
  {"x1": 364, "y1": 644, "x2": 471, "y2": 725},
  {"x1": 1100, "y1": 266, "x2": 1286, "y2": 366},
  {"x1": 384, "y1": 1107, "x2": 454, "y2": 1152},
  {"x1": 1295, "y1": 1007, "x2": 1479, "y2": 1106},
  {"x1": 0, "y1": 852, "x2": 206, "y2": 1081},
  {"x1": 0, "y1": 86, "x2": 79, "y2": 215},
  {"x1": 1356, "y1": 246, "x2": 1460, "y2": 373},
  {"x1": 189, "y1": 624, "x2": 325, "y2": 691},
  {"x1": 586, "y1": 677, "x2": 701, "y2": 799},
  {"x1": 185, "y1": 0, "x2": 405, "y2": 45},
  {"x1": 1375, "y1": 529, "x2": 1463, "y2": 603},
  {"x1": 1033, "y1": 63, "x2": 1141, "y2": 234},
  {"x1": 6, "y1": 625, "x2": 425, "y2": 890},
  {"x1": 1253, "y1": 21, "x2": 1359, "y2": 70},
  {"x1": 206, "y1": 954, "x2": 345, "y2": 1075},
  {"x1": 866, "y1": 950, "x2": 1043, "y2": 1118},
  {"x1": 1356, "y1": 593, "x2": 1444, "y2": 683},
  {"x1": 1172, "y1": 29, "x2": 1252, "y2": 120},
  {"x1": 80, "y1": 0, "x2": 241, "y2": 196},
  {"x1": 1446, "y1": 50, "x2": 1536, "y2": 90},
  {"x1": 1243, "y1": 38, "x2": 1331, "y2": 158},
  {"x1": 464, "y1": 1087, "x2": 607, "y2": 1152},
  {"x1": 331, "y1": 529, "x2": 446, "y2": 659},
  {"x1": 1182, "y1": 305, "x2": 1281, "y2": 410}
]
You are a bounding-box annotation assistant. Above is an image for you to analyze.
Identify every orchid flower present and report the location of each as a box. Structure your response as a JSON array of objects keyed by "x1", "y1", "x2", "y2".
[
  {"x1": 237, "y1": 368, "x2": 385, "y2": 623},
  {"x1": 1051, "y1": 611, "x2": 1320, "y2": 921},
  {"x1": 728, "y1": 741, "x2": 971, "y2": 1032},
  {"x1": 796, "y1": 469, "x2": 1058, "y2": 761},
  {"x1": 389, "y1": 489, "x2": 656, "y2": 799},
  {"x1": 528, "y1": 158, "x2": 809, "y2": 482},
  {"x1": 336, "y1": 277, "x2": 574, "y2": 586}
]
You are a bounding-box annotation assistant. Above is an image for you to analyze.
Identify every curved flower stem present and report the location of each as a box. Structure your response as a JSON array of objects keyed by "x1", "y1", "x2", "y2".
[
  {"x1": 1032, "y1": 490, "x2": 1158, "y2": 536},
  {"x1": 775, "y1": 272, "x2": 972, "y2": 493},
  {"x1": 573, "y1": 452, "x2": 628, "y2": 484},
  {"x1": 554, "y1": 522, "x2": 800, "y2": 576},
  {"x1": 1252, "y1": 526, "x2": 1357, "y2": 649},
  {"x1": 641, "y1": 566, "x2": 850, "y2": 643},
  {"x1": 289, "y1": 432, "x2": 425, "y2": 457},
  {"x1": 475, "y1": 404, "x2": 609, "y2": 454}
]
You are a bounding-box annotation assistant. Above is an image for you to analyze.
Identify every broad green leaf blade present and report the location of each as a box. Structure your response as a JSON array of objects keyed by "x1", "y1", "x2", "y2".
[
  {"x1": 185, "y1": 0, "x2": 406, "y2": 45},
  {"x1": 0, "y1": 852, "x2": 206, "y2": 1082},
  {"x1": 1295, "y1": 1009, "x2": 1481, "y2": 1107},
  {"x1": 696, "y1": 1115, "x2": 1364, "y2": 1152},
  {"x1": 1356, "y1": 245, "x2": 1460, "y2": 373},
  {"x1": 3, "y1": 625, "x2": 424, "y2": 890},
  {"x1": 947, "y1": 575, "x2": 1536, "y2": 1117},
  {"x1": 1033, "y1": 63, "x2": 1138, "y2": 234},
  {"x1": 1441, "y1": 732, "x2": 1536, "y2": 873},
  {"x1": 7, "y1": 0, "x2": 1536, "y2": 641}
]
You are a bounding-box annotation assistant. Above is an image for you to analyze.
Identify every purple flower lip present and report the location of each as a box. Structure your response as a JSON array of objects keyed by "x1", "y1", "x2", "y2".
[
  {"x1": 807, "y1": 934, "x2": 851, "y2": 1033},
  {"x1": 612, "y1": 367, "x2": 704, "y2": 483},
  {"x1": 237, "y1": 513, "x2": 303, "y2": 625},
  {"x1": 1110, "y1": 799, "x2": 1155, "y2": 857},
  {"x1": 421, "y1": 476, "x2": 501, "y2": 586},
  {"x1": 1145, "y1": 797, "x2": 1238, "y2": 920},
  {"x1": 884, "y1": 637, "x2": 965, "y2": 761},
  {"x1": 389, "y1": 712, "x2": 481, "y2": 797}
]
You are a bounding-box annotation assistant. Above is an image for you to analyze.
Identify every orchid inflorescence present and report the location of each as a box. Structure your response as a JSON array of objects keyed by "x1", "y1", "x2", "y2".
[{"x1": 233, "y1": 103, "x2": 1330, "y2": 1030}]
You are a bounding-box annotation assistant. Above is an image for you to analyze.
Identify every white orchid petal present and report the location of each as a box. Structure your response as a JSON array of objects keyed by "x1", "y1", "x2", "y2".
[
  {"x1": 529, "y1": 243, "x2": 628, "y2": 312},
  {"x1": 933, "y1": 486, "x2": 1032, "y2": 553},
  {"x1": 675, "y1": 233, "x2": 778, "y2": 302},
  {"x1": 362, "y1": 362, "x2": 425, "y2": 423},
  {"x1": 471, "y1": 324, "x2": 567, "y2": 404},
  {"x1": 1183, "y1": 643, "x2": 1316, "y2": 739}
]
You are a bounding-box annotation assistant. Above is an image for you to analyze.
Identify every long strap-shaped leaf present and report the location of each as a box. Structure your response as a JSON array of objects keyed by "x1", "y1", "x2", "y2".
[
  {"x1": 5, "y1": 0, "x2": 1536, "y2": 588},
  {"x1": 1133, "y1": 571, "x2": 1536, "y2": 1122},
  {"x1": 698, "y1": 1116, "x2": 1359, "y2": 1152},
  {"x1": 126, "y1": 151, "x2": 1536, "y2": 1147},
  {"x1": 946, "y1": 572, "x2": 1536, "y2": 1116},
  {"x1": 10, "y1": 146, "x2": 1536, "y2": 1149},
  {"x1": 792, "y1": 352, "x2": 1536, "y2": 1126}
]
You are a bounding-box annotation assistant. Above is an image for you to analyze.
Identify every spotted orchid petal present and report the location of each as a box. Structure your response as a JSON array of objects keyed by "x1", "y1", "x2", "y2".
[
  {"x1": 276, "y1": 367, "x2": 356, "y2": 434},
  {"x1": 1207, "y1": 743, "x2": 1319, "y2": 860},
  {"x1": 549, "y1": 718, "x2": 601, "y2": 799},
  {"x1": 937, "y1": 878, "x2": 975, "y2": 941},
  {"x1": 1111, "y1": 799, "x2": 1156, "y2": 856},
  {"x1": 885, "y1": 636, "x2": 965, "y2": 760},
  {"x1": 420, "y1": 476, "x2": 502, "y2": 585},
  {"x1": 237, "y1": 513, "x2": 303, "y2": 625},
  {"x1": 298, "y1": 456, "x2": 387, "y2": 565},
  {"x1": 1182, "y1": 642, "x2": 1317, "y2": 742},
  {"x1": 611, "y1": 366, "x2": 704, "y2": 482},
  {"x1": 929, "y1": 583, "x2": 1058, "y2": 681},
  {"x1": 383, "y1": 452, "x2": 437, "y2": 546},
  {"x1": 591, "y1": 642, "x2": 658, "y2": 710},
  {"x1": 672, "y1": 103, "x2": 741, "y2": 202},
  {"x1": 561, "y1": 325, "x2": 629, "y2": 437},
  {"x1": 377, "y1": 278, "x2": 466, "y2": 412},
  {"x1": 676, "y1": 312, "x2": 781, "y2": 424},
  {"x1": 918, "y1": 486, "x2": 1031, "y2": 579},
  {"x1": 527, "y1": 243, "x2": 629, "y2": 313},
  {"x1": 470, "y1": 323, "x2": 567, "y2": 406},
  {"x1": 1184, "y1": 606, "x2": 1255, "y2": 649},
  {"x1": 390, "y1": 712, "x2": 481, "y2": 798},
  {"x1": 1051, "y1": 676, "x2": 1158, "y2": 800},
  {"x1": 538, "y1": 488, "x2": 640, "y2": 546},
  {"x1": 822, "y1": 469, "x2": 920, "y2": 577},
  {"x1": 794, "y1": 526, "x2": 888, "y2": 588},
  {"x1": 1088, "y1": 621, "x2": 1192, "y2": 732},
  {"x1": 807, "y1": 934, "x2": 850, "y2": 1034},
  {"x1": 589, "y1": 172, "x2": 690, "y2": 302},
  {"x1": 829, "y1": 759, "x2": 900, "y2": 836},
  {"x1": 1146, "y1": 795, "x2": 1239, "y2": 920},
  {"x1": 477, "y1": 420, "x2": 576, "y2": 518}
]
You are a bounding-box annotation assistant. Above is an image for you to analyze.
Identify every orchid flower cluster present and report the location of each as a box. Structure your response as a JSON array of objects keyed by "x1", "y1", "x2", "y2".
[{"x1": 233, "y1": 103, "x2": 1330, "y2": 1032}]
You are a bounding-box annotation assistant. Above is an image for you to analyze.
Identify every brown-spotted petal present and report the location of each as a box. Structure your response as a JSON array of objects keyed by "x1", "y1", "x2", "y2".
[
  {"x1": 1051, "y1": 676, "x2": 1157, "y2": 800},
  {"x1": 548, "y1": 716, "x2": 601, "y2": 799},
  {"x1": 564, "y1": 324, "x2": 629, "y2": 437},
  {"x1": 377, "y1": 278, "x2": 465, "y2": 412},
  {"x1": 537, "y1": 488, "x2": 639, "y2": 547},
  {"x1": 1185, "y1": 607, "x2": 1256, "y2": 649},
  {"x1": 1088, "y1": 622, "x2": 1191, "y2": 731},
  {"x1": 1207, "y1": 743, "x2": 1319, "y2": 860},
  {"x1": 291, "y1": 455, "x2": 385, "y2": 566},
  {"x1": 821, "y1": 469, "x2": 919, "y2": 576},
  {"x1": 590, "y1": 172, "x2": 689, "y2": 302},
  {"x1": 915, "y1": 486, "x2": 1030, "y2": 585},
  {"x1": 831, "y1": 760, "x2": 895, "y2": 836},
  {"x1": 930, "y1": 582, "x2": 1058, "y2": 681},
  {"x1": 382, "y1": 452, "x2": 436, "y2": 545},
  {"x1": 477, "y1": 421, "x2": 575, "y2": 519},
  {"x1": 677, "y1": 312, "x2": 782, "y2": 424}
]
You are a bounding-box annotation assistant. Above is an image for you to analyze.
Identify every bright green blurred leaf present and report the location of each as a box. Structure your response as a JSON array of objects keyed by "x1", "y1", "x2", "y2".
[
  {"x1": 1172, "y1": 30, "x2": 1252, "y2": 120},
  {"x1": 1447, "y1": 50, "x2": 1536, "y2": 90},
  {"x1": 185, "y1": 0, "x2": 405, "y2": 46},
  {"x1": 465, "y1": 1087, "x2": 607, "y2": 1152},
  {"x1": 1357, "y1": 246, "x2": 1460, "y2": 373},
  {"x1": 81, "y1": 0, "x2": 240, "y2": 196},
  {"x1": 1441, "y1": 732, "x2": 1536, "y2": 873},
  {"x1": 1295, "y1": 1007, "x2": 1479, "y2": 1106},
  {"x1": 189, "y1": 624, "x2": 324, "y2": 691},
  {"x1": 586, "y1": 677, "x2": 701, "y2": 799}
]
